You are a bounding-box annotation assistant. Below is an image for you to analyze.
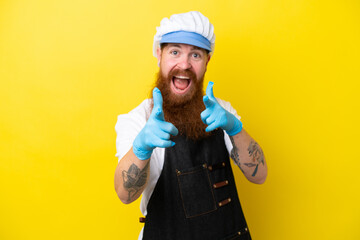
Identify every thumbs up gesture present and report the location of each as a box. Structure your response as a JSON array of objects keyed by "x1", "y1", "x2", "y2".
[
  {"x1": 201, "y1": 82, "x2": 243, "y2": 136},
  {"x1": 133, "y1": 88, "x2": 179, "y2": 160}
]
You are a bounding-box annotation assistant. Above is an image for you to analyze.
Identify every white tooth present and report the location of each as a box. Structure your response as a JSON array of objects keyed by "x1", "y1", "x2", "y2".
[{"x1": 176, "y1": 76, "x2": 189, "y2": 79}]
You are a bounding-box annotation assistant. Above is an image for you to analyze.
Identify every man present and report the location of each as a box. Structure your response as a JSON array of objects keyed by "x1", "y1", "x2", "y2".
[{"x1": 114, "y1": 11, "x2": 267, "y2": 240}]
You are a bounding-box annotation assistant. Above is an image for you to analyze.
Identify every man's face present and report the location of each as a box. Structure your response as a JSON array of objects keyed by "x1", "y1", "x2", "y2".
[
  {"x1": 156, "y1": 43, "x2": 210, "y2": 104},
  {"x1": 153, "y1": 43, "x2": 211, "y2": 139}
]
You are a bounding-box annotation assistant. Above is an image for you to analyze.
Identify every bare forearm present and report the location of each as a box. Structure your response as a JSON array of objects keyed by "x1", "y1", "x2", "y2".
[
  {"x1": 114, "y1": 147, "x2": 150, "y2": 204},
  {"x1": 229, "y1": 129, "x2": 267, "y2": 184}
]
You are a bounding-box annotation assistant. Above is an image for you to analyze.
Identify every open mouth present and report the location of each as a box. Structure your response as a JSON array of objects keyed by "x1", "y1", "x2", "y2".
[{"x1": 171, "y1": 75, "x2": 192, "y2": 94}]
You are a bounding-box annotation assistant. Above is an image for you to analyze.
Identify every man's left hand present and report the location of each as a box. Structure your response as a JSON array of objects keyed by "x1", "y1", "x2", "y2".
[{"x1": 201, "y1": 82, "x2": 243, "y2": 136}]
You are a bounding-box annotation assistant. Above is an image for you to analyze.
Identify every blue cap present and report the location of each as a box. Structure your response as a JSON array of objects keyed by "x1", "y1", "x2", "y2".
[{"x1": 160, "y1": 30, "x2": 212, "y2": 52}]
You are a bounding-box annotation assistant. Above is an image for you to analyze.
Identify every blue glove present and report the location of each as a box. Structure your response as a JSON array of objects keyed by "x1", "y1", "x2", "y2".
[
  {"x1": 133, "y1": 88, "x2": 179, "y2": 160},
  {"x1": 200, "y1": 82, "x2": 243, "y2": 136}
]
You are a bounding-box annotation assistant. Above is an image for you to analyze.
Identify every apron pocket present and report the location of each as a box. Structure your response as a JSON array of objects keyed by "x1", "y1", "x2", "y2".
[{"x1": 176, "y1": 164, "x2": 217, "y2": 218}]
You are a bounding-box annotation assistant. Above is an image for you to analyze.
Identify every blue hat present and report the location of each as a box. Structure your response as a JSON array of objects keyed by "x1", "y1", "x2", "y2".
[{"x1": 160, "y1": 31, "x2": 212, "y2": 52}]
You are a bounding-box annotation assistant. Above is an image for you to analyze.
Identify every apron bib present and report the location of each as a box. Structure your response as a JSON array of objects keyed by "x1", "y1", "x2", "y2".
[{"x1": 143, "y1": 129, "x2": 251, "y2": 240}]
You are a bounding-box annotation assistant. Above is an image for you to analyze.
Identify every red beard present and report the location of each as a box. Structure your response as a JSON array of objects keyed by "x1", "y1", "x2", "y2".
[{"x1": 151, "y1": 69, "x2": 211, "y2": 140}]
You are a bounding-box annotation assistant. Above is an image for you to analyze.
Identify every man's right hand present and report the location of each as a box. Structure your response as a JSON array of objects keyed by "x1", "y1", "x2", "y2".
[{"x1": 132, "y1": 87, "x2": 179, "y2": 160}]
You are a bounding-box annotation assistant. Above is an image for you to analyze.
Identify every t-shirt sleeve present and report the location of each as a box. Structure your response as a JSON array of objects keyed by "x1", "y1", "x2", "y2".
[
  {"x1": 216, "y1": 98, "x2": 242, "y2": 156},
  {"x1": 115, "y1": 100, "x2": 150, "y2": 161}
]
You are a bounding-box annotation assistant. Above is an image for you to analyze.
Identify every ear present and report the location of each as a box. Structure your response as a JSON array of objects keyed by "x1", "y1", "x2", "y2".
[
  {"x1": 156, "y1": 47, "x2": 162, "y2": 66},
  {"x1": 206, "y1": 54, "x2": 211, "y2": 66},
  {"x1": 204, "y1": 54, "x2": 211, "y2": 71}
]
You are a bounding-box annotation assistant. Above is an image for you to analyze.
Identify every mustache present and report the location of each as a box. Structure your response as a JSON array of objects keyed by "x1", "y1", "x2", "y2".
[{"x1": 168, "y1": 69, "x2": 197, "y2": 80}]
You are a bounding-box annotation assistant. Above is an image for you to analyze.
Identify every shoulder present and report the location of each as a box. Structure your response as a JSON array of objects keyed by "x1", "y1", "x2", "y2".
[
  {"x1": 114, "y1": 99, "x2": 152, "y2": 160},
  {"x1": 115, "y1": 99, "x2": 152, "y2": 129}
]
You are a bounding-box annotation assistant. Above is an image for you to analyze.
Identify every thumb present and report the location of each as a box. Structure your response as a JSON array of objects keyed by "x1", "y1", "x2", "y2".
[
  {"x1": 206, "y1": 81, "x2": 216, "y2": 100},
  {"x1": 152, "y1": 87, "x2": 164, "y2": 120}
]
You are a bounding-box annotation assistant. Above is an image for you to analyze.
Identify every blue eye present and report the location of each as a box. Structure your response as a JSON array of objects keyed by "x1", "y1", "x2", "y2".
[
  {"x1": 192, "y1": 53, "x2": 200, "y2": 58},
  {"x1": 171, "y1": 50, "x2": 178, "y2": 55}
]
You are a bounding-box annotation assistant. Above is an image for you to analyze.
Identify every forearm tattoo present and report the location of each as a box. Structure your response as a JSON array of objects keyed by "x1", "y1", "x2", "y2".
[
  {"x1": 122, "y1": 162, "x2": 149, "y2": 202},
  {"x1": 230, "y1": 137, "x2": 264, "y2": 177},
  {"x1": 246, "y1": 140, "x2": 265, "y2": 177},
  {"x1": 230, "y1": 137, "x2": 245, "y2": 174}
]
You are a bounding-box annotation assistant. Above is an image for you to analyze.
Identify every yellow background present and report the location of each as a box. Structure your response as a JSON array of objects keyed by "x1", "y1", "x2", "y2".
[{"x1": 1, "y1": 0, "x2": 359, "y2": 239}]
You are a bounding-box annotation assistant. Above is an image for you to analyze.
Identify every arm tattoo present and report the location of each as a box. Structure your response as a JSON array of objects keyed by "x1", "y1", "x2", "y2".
[
  {"x1": 230, "y1": 136, "x2": 245, "y2": 174},
  {"x1": 122, "y1": 162, "x2": 149, "y2": 202},
  {"x1": 247, "y1": 140, "x2": 265, "y2": 177},
  {"x1": 230, "y1": 137, "x2": 265, "y2": 177}
]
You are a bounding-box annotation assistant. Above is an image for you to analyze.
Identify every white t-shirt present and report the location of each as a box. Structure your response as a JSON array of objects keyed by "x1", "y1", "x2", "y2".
[{"x1": 115, "y1": 98, "x2": 241, "y2": 239}]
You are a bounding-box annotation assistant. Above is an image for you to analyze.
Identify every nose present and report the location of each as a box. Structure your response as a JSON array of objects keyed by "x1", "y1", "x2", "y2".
[{"x1": 177, "y1": 56, "x2": 192, "y2": 70}]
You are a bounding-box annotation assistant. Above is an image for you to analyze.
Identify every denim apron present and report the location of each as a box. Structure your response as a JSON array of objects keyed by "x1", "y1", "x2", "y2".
[{"x1": 142, "y1": 129, "x2": 251, "y2": 240}]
